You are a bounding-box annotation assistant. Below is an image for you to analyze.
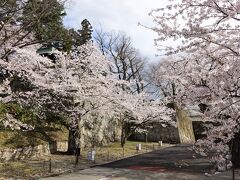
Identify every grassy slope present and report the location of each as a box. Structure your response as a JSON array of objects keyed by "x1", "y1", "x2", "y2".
[{"x1": 0, "y1": 128, "x2": 68, "y2": 149}]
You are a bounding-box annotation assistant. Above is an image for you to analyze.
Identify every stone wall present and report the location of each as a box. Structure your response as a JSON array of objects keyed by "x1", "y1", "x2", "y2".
[
  {"x1": 80, "y1": 115, "x2": 121, "y2": 148},
  {"x1": 129, "y1": 124, "x2": 180, "y2": 143},
  {"x1": 0, "y1": 144, "x2": 50, "y2": 161}
]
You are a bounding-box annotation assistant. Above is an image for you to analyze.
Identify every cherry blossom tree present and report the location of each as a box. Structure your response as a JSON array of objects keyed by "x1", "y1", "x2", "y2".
[
  {"x1": 0, "y1": 42, "x2": 121, "y2": 153},
  {"x1": 150, "y1": 0, "x2": 240, "y2": 170}
]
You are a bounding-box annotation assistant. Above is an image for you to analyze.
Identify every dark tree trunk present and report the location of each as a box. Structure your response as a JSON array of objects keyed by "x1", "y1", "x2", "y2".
[
  {"x1": 67, "y1": 127, "x2": 80, "y2": 155},
  {"x1": 231, "y1": 132, "x2": 240, "y2": 168},
  {"x1": 67, "y1": 129, "x2": 77, "y2": 155},
  {"x1": 120, "y1": 122, "x2": 133, "y2": 148},
  {"x1": 67, "y1": 114, "x2": 81, "y2": 155}
]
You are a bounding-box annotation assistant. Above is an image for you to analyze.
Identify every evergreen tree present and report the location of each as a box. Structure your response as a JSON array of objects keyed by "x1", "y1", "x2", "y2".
[
  {"x1": 79, "y1": 19, "x2": 93, "y2": 45},
  {"x1": 21, "y1": 0, "x2": 67, "y2": 43},
  {"x1": 0, "y1": 0, "x2": 74, "y2": 57},
  {"x1": 66, "y1": 19, "x2": 93, "y2": 50}
]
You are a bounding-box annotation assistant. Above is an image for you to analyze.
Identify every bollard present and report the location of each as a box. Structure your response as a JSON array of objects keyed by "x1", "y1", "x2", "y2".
[
  {"x1": 136, "y1": 144, "x2": 141, "y2": 153},
  {"x1": 88, "y1": 150, "x2": 96, "y2": 162},
  {"x1": 158, "y1": 141, "x2": 163, "y2": 148},
  {"x1": 138, "y1": 144, "x2": 142, "y2": 150}
]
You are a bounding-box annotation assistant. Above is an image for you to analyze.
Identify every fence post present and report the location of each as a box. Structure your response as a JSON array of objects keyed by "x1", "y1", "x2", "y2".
[
  {"x1": 49, "y1": 158, "x2": 52, "y2": 173},
  {"x1": 43, "y1": 160, "x2": 45, "y2": 170},
  {"x1": 107, "y1": 150, "x2": 110, "y2": 161}
]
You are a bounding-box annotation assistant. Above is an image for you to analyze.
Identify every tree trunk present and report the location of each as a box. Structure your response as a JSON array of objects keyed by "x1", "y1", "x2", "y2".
[
  {"x1": 67, "y1": 115, "x2": 81, "y2": 155},
  {"x1": 67, "y1": 129, "x2": 77, "y2": 155},
  {"x1": 231, "y1": 132, "x2": 240, "y2": 168}
]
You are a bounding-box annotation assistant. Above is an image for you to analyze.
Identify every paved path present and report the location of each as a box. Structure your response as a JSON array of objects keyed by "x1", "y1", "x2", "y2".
[{"x1": 44, "y1": 145, "x2": 240, "y2": 180}]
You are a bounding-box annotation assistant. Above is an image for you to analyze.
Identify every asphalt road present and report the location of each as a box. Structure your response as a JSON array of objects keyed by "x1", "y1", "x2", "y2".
[{"x1": 99, "y1": 144, "x2": 213, "y2": 174}]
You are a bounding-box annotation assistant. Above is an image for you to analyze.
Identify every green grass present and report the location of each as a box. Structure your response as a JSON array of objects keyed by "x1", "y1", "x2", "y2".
[{"x1": 0, "y1": 161, "x2": 44, "y2": 178}]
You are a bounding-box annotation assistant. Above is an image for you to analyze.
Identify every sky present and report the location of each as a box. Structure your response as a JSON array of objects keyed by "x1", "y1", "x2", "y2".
[{"x1": 63, "y1": 0, "x2": 167, "y2": 62}]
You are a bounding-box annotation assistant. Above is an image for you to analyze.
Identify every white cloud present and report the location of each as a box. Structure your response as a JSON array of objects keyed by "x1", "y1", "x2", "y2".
[{"x1": 64, "y1": 0, "x2": 167, "y2": 62}]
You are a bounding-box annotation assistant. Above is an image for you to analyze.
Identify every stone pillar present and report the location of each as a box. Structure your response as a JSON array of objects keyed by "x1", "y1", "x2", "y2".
[{"x1": 176, "y1": 109, "x2": 195, "y2": 144}]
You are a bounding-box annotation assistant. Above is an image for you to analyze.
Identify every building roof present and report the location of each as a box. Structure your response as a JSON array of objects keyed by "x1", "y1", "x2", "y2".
[{"x1": 36, "y1": 46, "x2": 55, "y2": 55}]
